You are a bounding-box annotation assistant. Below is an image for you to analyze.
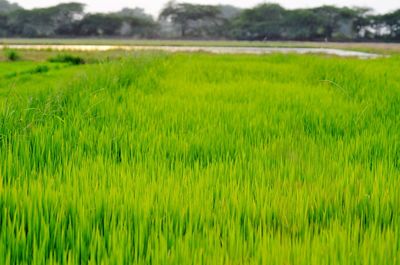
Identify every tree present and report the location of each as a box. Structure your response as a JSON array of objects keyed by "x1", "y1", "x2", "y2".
[
  {"x1": 0, "y1": 0, "x2": 21, "y2": 36},
  {"x1": 0, "y1": 0, "x2": 21, "y2": 14},
  {"x1": 312, "y1": 6, "x2": 360, "y2": 41},
  {"x1": 0, "y1": 13, "x2": 7, "y2": 36},
  {"x1": 283, "y1": 9, "x2": 319, "y2": 40},
  {"x1": 0, "y1": 1, "x2": 398, "y2": 41},
  {"x1": 6, "y1": 2, "x2": 84, "y2": 37},
  {"x1": 7, "y1": 9, "x2": 50, "y2": 36},
  {"x1": 115, "y1": 7, "x2": 153, "y2": 21},
  {"x1": 231, "y1": 4, "x2": 286, "y2": 40},
  {"x1": 218, "y1": 5, "x2": 241, "y2": 20},
  {"x1": 159, "y1": 1, "x2": 222, "y2": 38},
  {"x1": 77, "y1": 13, "x2": 156, "y2": 37},
  {"x1": 380, "y1": 10, "x2": 400, "y2": 40},
  {"x1": 51, "y1": 3, "x2": 85, "y2": 35},
  {"x1": 351, "y1": 7, "x2": 375, "y2": 40},
  {"x1": 112, "y1": 8, "x2": 157, "y2": 37},
  {"x1": 77, "y1": 14, "x2": 122, "y2": 36}
]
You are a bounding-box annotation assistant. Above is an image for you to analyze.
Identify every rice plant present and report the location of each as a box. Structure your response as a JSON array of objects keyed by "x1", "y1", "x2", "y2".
[{"x1": 0, "y1": 52, "x2": 399, "y2": 264}]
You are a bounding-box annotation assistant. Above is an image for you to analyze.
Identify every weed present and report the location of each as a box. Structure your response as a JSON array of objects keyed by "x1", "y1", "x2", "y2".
[
  {"x1": 4, "y1": 49, "x2": 20, "y2": 61},
  {"x1": 48, "y1": 53, "x2": 85, "y2": 65}
]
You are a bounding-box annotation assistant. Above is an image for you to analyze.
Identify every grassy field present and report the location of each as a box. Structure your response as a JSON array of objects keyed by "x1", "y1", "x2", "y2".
[
  {"x1": 2, "y1": 38, "x2": 400, "y2": 54},
  {"x1": 0, "y1": 50, "x2": 399, "y2": 264}
]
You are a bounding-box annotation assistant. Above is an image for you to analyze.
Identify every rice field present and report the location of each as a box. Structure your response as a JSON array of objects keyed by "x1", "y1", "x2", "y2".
[{"x1": 0, "y1": 51, "x2": 399, "y2": 264}]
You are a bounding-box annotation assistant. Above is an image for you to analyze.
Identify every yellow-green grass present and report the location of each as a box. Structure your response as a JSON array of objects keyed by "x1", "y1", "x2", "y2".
[
  {"x1": 0, "y1": 49, "x2": 144, "y2": 63},
  {"x1": 0, "y1": 61, "x2": 91, "y2": 98},
  {"x1": 0, "y1": 52, "x2": 399, "y2": 264}
]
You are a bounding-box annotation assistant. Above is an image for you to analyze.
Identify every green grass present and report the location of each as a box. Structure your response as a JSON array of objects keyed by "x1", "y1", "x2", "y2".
[
  {"x1": 0, "y1": 52, "x2": 399, "y2": 264},
  {"x1": 0, "y1": 61, "x2": 89, "y2": 99}
]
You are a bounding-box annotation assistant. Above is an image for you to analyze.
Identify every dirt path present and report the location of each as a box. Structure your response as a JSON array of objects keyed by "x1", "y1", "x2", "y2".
[{"x1": 0, "y1": 44, "x2": 380, "y2": 58}]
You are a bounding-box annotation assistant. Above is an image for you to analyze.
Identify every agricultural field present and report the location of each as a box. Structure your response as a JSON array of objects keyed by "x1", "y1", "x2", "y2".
[{"x1": 0, "y1": 48, "x2": 399, "y2": 264}]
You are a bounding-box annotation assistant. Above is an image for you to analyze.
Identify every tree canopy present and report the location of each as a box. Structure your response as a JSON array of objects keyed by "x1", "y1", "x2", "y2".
[
  {"x1": 0, "y1": 0, "x2": 399, "y2": 41},
  {"x1": 0, "y1": 0, "x2": 21, "y2": 14},
  {"x1": 159, "y1": 1, "x2": 223, "y2": 38}
]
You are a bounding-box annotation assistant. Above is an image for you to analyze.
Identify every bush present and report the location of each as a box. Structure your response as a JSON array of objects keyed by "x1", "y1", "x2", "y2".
[
  {"x1": 48, "y1": 54, "x2": 85, "y2": 65},
  {"x1": 29, "y1": 65, "x2": 49, "y2": 74},
  {"x1": 4, "y1": 49, "x2": 20, "y2": 61}
]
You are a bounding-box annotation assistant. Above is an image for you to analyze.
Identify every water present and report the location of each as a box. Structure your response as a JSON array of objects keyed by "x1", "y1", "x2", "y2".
[{"x1": 0, "y1": 44, "x2": 380, "y2": 59}]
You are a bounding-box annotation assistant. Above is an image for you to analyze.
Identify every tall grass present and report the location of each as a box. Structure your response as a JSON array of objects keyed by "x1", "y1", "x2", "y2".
[{"x1": 0, "y1": 52, "x2": 399, "y2": 264}]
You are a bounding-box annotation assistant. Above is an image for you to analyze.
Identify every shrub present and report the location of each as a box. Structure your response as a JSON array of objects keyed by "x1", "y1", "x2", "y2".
[
  {"x1": 4, "y1": 49, "x2": 20, "y2": 61},
  {"x1": 48, "y1": 54, "x2": 85, "y2": 65},
  {"x1": 29, "y1": 65, "x2": 49, "y2": 74}
]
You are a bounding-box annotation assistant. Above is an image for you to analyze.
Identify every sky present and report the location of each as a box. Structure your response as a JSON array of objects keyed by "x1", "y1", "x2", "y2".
[{"x1": 12, "y1": 0, "x2": 400, "y2": 17}]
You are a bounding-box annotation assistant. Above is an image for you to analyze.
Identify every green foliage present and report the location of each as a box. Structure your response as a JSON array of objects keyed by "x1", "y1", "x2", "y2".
[
  {"x1": 0, "y1": 0, "x2": 22, "y2": 14},
  {"x1": 0, "y1": 52, "x2": 399, "y2": 264},
  {"x1": 159, "y1": 1, "x2": 223, "y2": 38},
  {"x1": 29, "y1": 64, "x2": 49, "y2": 73},
  {"x1": 231, "y1": 3, "x2": 287, "y2": 40},
  {"x1": 5, "y1": 3, "x2": 85, "y2": 37},
  {"x1": 48, "y1": 54, "x2": 85, "y2": 65},
  {"x1": 0, "y1": 0, "x2": 399, "y2": 40},
  {"x1": 76, "y1": 13, "x2": 156, "y2": 37},
  {"x1": 3, "y1": 48, "x2": 20, "y2": 61},
  {"x1": 379, "y1": 10, "x2": 400, "y2": 40}
]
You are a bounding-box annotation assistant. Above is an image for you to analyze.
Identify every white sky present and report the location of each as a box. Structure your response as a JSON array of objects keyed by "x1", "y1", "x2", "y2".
[{"x1": 12, "y1": 0, "x2": 400, "y2": 17}]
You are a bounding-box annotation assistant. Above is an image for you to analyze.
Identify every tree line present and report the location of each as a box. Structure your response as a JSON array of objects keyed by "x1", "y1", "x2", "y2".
[{"x1": 1, "y1": 0, "x2": 400, "y2": 41}]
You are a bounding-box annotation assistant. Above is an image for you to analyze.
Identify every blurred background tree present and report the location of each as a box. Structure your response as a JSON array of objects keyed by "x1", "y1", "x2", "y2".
[{"x1": 0, "y1": 0, "x2": 399, "y2": 41}]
